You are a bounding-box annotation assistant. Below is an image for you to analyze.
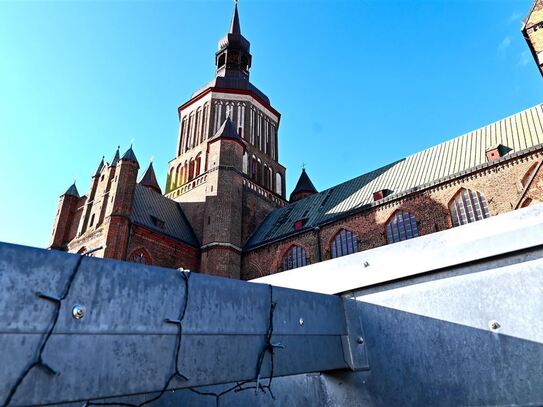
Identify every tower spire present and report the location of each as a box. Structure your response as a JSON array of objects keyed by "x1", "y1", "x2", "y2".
[
  {"x1": 215, "y1": 1, "x2": 252, "y2": 80},
  {"x1": 229, "y1": 1, "x2": 241, "y2": 35}
]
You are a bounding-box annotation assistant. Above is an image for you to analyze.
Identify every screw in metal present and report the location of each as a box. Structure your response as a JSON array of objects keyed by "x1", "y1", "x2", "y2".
[
  {"x1": 488, "y1": 320, "x2": 501, "y2": 330},
  {"x1": 72, "y1": 304, "x2": 86, "y2": 320},
  {"x1": 299, "y1": 318, "x2": 304, "y2": 326},
  {"x1": 363, "y1": 261, "x2": 370, "y2": 267},
  {"x1": 356, "y1": 337, "x2": 364, "y2": 344}
]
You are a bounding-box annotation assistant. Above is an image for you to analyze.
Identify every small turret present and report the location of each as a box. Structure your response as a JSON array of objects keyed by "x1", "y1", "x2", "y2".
[
  {"x1": 139, "y1": 162, "x2": 162, "y2": 194},
  {"x1": 110, "y1": 147, "x2": 120, "y2": 166},
  {"x1": 290, "y1": 168, "x2": 318, "y2": 202},
  {"x1": 63, "y1": 182, "x2": 80, "y2": 198},
  {"x1": 94, "y1": 157, "x2": 105, "y2": 177},
  {"x1": 121, "y1": 145, "x2": 139, "y2": 166},
  {"x1": 50, "y1": 181, "x2": 83, "y2": 250}
]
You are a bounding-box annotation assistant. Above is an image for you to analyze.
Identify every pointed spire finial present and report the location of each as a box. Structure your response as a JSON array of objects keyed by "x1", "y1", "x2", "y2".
[{"x1": 229, "y1": 0, "x2": 241, "y2": 35}]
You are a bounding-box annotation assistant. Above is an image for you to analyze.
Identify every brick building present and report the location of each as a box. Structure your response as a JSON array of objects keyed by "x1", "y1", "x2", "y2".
[
  {"x1": 51, "y1": 3, "x2": 543, "y2": 279},
  {"x1": 523, "y1": 0, "x2": 543, "y2": 76}
]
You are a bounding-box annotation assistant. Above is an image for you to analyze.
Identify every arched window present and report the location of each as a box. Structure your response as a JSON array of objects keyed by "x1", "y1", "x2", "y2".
[
  {"x1": 275, "y1": 173, "x2": 282, "y2": 195},
  {"x1": 331, "y1": 229, "x2": 359, "y2": 258},
  {"x1": 218, "y1": 54, "x2": 226, "y2": 68},
  {"x1": 242, "y1": 152, "x2": 248, "y2": 174},
  {"x1": 202, "y1": 103, "x2": 209, "y2": 143},
  {"x1": 449, "y1": 188, "x2": 490, "y2": 227},
  {"x1": 386, "y1": 210, "x2": 419, "y2": 243},
  {"x1": 195, "y1": 108, "x2": 202, "y2": 147},
  {"x1": 128, "y1": 248, "x2": 152, "y2": 265},
  {"x1": 251, "y1": 156, "x2": 257, "y2": 180},
  {"x1": 195, "y1": 154, "x2": 202, "y2": 177},
  {"x1": 168, "y1": 167, "x2": 175, "y2": 190},
  {"x1": 188, "y1": 159, "x2": 195, "y2": 181},
  {"x1": 282, "y1": 245, "x2": 308, "y2": 271},
  {"x1": 263, "y1": 164, "x2": 269, "y2": 188},
  {"x1": 176, "y1": 164, "x2": 183, "y2": 187},
  {"x1": 268, "y1": 167, "x2": 273, "y2": 190},
  {"x1": 257, "y1": 159, "x2": 263, "y2": 184},
  {"x1": 183, "y1": 161, "x2": 188, "y2": 184}
]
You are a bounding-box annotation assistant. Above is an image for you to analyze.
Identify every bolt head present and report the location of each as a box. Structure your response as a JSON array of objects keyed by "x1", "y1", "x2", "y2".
[
  {"x1": 363, "y1": 261, "x2": 370, "y2": 268},
  {"x1": 489, "y1": 320, "x2": 501, "y2": 330},
  {"x1": 299, "y1": 318, "x2": 304, "y2": 326},
  {"x1": 356, "y1": 337, "x2": 364, "y2": 344},
  {"x1": 72, "y1": 304, "x2": 85, "y2": 320}
]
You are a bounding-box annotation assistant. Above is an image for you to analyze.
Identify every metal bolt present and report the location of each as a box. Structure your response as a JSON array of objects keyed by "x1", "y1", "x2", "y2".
[
  {"x1": 356, "y1": 337, "x2": 364, "y2": 344},
  {"x1": 299, "y1": 318, "x2": 304, "y2": 326},
  {"x1": 72, "y1": 304, "x2": 86, "y2": 320},
  {"x1": 363, "y1": 261, "x2": 370, "y2": 268},
  {"x1": 489, "y1": 320, "x2": 501, "y2": 330}
]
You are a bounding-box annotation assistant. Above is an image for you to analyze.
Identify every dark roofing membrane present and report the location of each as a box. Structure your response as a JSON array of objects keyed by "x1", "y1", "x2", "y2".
[
  {"x1": 111, "y1": 148, "x2": 120, "y2": 166},
  {"x1": 131, "y1": 184, "x2": 199, "y2": 248},
  {"x1": 121, "y1": 146, "x2": 139, "y2": 165},
  {"x1": 244, "y1": 104, "x2": 543, "y2": 251},
  {"x1": 211, "y1": 117, "x2": 241, "y2": 141},
  {"x1": 139, "y1": 162, "x2": 162, "y2": 194},
  {"x1": 94, "y1": 157, "x2": 105, "y2": 177},
  {"x1": 291, "y1": 169, "x2": 317, "y2": 197},
  {"x1": 63, "y1": 183, "x2": 80, "y2": 198}
]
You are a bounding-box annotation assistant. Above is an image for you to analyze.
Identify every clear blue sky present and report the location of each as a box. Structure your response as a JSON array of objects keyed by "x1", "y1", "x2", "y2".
[{"x1": 0, "y1": 0, "x2": 541, "y2": 249}]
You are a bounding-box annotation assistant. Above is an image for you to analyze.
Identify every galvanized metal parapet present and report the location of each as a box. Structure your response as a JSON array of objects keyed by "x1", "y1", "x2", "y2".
[{"x1": 0, "y1": 242, "x2": 365, "y2": 406}]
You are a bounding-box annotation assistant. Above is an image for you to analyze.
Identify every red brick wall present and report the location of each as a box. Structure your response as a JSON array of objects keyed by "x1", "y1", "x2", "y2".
[
  {"x1": 127, "y1": 225, "x2": 200, "y2": 271},
  {"x1": 241, "y1": 153, "x2": 543, "y2": 280}
]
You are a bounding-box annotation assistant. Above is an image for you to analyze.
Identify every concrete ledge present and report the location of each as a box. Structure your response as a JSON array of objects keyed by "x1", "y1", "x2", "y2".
[{"x1": 251, "y1": 204, "x2": 543, "y2": 294}]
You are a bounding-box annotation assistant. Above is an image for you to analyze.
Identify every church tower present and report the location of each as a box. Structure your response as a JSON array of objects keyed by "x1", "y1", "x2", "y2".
[{"x1": 165, "y1": 2, "x2": 287, "y2": 278}]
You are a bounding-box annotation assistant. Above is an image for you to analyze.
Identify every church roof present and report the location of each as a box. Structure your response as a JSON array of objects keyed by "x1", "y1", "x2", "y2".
[
  {"x1": 290, "y1": 169, "x2": 317, "y2": 199},
  {"x1": 244, "y1": 103, "x2": 543, "y2": 251},
  {"x1": 94, "y1": 157, "x2": 105, "y2": 177},
  {"x1": 229, "y1": 2, "x2": 241, "y2": 35},
  {"x1": 111, "y1": 147, "x2": 120, "y2": 166},
  {"x1": 138, "y1": 162, "x2": 162, "y2": 194},
  {"x1": 121, "y1": 146, "x2": 139, "y2": 165},
  {"x1": 131, "y1": 184, "x2": 199, "y2": 248},
  {"x1": 62, "y1": 182, "x2": 80, "y2": 198},
  {"x1": 210, "y1": 117, "x2": 241, "y2": 141},
  {"x1": 191, "y1": 77, "x2": 270, "y2": 105}
]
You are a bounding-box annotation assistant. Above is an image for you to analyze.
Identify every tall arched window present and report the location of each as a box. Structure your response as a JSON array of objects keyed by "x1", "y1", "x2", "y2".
[
  {"x1": 202, "y1": 103, "x2": 209, "y2": 143},
  {"x1": 263, "y1": 164, "x2": 269, "y2": 188},
  {"x1": 168, "y1": 167, "x2": 175, "y2": 191},
  {"x1": 251, "y1": 155, "x2": 257, "y2": 180},
  {"x1": 188, "y1": 159, "x2": 195, "y2": 181},
  {"x1": 242, "y1": 152, "x2": 248, "y2": 174},
  {"x1": 331, "y1": 229, "x2": 359, "y2": 258},
  {"x1": 128, "y1": 248, "x2": 152, "y2": 265},
  {"x1": 176, "y1": 164, "x2": 183, "y2": 187},
  {"x1": 282, "y1": 245, "x2": 308, "y2": 271},
  {"x1": 449, "y1": 188, "x2": 490, "y2": 227},
  {"x1": 195, "y1": 154, "x2": 202, "y2": 177},
  {"x1": 386, "y1": 210, "x2": 419, "y2": 243},
  {"x1": 268, "y1": 167, "x2": 273, "y2": 190},
  {"x1": 275, "y1": 173, "x2": 282, "y2": 195}
]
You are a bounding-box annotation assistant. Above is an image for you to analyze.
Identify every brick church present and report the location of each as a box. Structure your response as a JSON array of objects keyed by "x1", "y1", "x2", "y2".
[{"x1": 51, "y1": 2, "x2": 543, "y2": 280}]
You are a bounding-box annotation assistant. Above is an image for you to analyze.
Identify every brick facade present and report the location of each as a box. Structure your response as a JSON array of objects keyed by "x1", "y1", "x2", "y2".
[
  {"x1": 523, "y1": 0, "x2": 543, "y2": 76},
  {"x1": 49, "y1": 3, "x2": 543, "y2": 281},
  {"x1": 241, "y1": 152, "x2": 543, "y2": 280}
]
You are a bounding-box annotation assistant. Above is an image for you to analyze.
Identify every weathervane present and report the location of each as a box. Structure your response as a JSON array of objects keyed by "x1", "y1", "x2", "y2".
[{"x1": 301, "y1": 163, "x2": 306, "y2": 170}]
